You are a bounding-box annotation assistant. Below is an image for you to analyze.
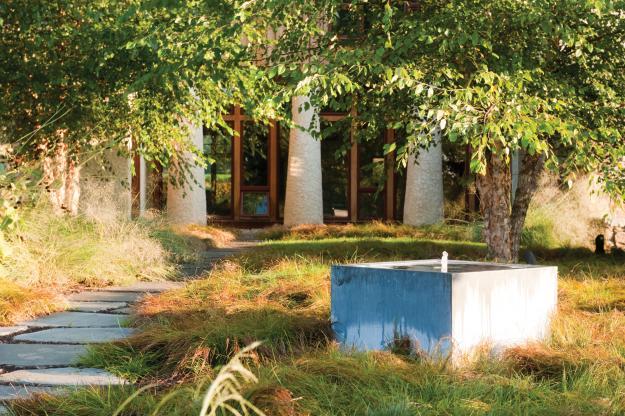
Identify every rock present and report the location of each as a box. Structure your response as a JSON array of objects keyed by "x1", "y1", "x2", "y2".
[
  {"x1": 13, "y1": 328, "x2": 134, "y2": 344},
  {"x1": 0, "y1": 368, "x2": 126, "y2": 386},
  {"x1": 0, "y1": 344, "x2": 87, "y2": 367}
]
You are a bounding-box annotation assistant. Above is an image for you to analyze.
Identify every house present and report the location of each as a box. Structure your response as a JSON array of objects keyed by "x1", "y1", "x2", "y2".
[{"x1": 128, "y1": 97, "x2": 445, "y2": 227}]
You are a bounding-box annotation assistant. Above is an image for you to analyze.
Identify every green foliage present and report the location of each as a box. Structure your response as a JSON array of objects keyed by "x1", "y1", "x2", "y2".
[{"x1": 269, "y1": 0, "x2": 625, "y2": 201}]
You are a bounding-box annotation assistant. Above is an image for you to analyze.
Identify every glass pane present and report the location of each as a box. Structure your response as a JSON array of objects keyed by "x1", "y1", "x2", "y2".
[
  {"x1": 278, "y1": 123, "x2": 289, "y2": 218},
  {"x1": 241, "y1": 192, "x2": 269, "y2": 216},
  {"x1": 321, "y1": 120, "x2": 350, "y2": 218},
  {"x1": 358, "y1": 131, "x2": 386, "y2": 190},
  {"x1": 395, "y1": 168, "x2": 406, "y2": 221},
  {"x1": 204, "y1": 124, "x2": 232, "y2": 216},
  {"x1": 358, "y1": 192, "x2": 385, "y2": 220},
  {"x1": 242, "y1": 122, "x2": 269, "y2": 186}
]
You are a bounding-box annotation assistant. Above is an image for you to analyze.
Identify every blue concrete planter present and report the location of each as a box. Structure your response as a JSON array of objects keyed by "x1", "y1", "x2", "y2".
[{"x1": 331, "y1": 260, "x2": 558, "y2": 358}]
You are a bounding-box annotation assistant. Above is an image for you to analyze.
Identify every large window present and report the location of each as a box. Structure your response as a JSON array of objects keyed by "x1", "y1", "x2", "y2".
[
  {"x1": 357, "y1": 131, "x2": 386, "y2": 220},
  {"x1": 321, "y1": 119, "x2": 351, "y2": 219},
  {"x1": 240, "y1": 122, "x2": 270, "y2": 217},
  {"x1": 204, "y1": 124, "x2": 233, "y2": 217}
]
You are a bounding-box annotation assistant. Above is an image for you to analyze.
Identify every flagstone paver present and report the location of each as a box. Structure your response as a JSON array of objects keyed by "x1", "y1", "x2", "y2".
[
  {"x1": 0, "y1": 385, "x2": 58, "y2": 401},
  {"x1": 18, "y1": 312, "x2": 129, "y2": 328},
  {"x1": 0, "y1": 368, "x2": 125, "y2": 386},
  {"x1": 0, "y1": 327, "x2": 28, "y2": 337},
  {"x1": 103, "y1": 282, "x2": 184, "y2": 293},
  {"x1": 65, "y1": 301, "x2": 128, "y2": 312},
  {"x1": 109, "y1": 307, "x2": 133, "y2": 315},
  {"x1": 67, "y1": 291, "x2": 143, "y2": 303},
  {"x1": 13, "y1": 328, "x2": 135, "y2": 344},
  {"x1": 0, "y1": 344, "x2": 87, "y2": 367},
  {"x1": 0, "y1": 240, "x2": 257, "y2": 405}
]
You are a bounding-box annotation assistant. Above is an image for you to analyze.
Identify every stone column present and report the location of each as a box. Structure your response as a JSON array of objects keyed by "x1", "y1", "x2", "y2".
[
  {"x1": 166, "y1": 121, "x2": 207, "y2": 225},
  {"x1": 283, "y1": 96, "x2": 324, "y2": 226},
  {"x1": 403, "y1": 135, "x2": 444, "y2": 226}
]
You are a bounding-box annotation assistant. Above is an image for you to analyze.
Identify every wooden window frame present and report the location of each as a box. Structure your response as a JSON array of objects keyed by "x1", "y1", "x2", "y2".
[{"x1": 223, "y1": 106, "x2": 279, "y2": 222}]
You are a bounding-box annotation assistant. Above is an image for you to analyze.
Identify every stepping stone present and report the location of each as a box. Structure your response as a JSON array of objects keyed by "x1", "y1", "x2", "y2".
[
  {"x1": 0, "y1": 384, "x2": 58, "y2": 401},
  {"x1": 67, "y1": 291, "x2": 143, "y2": 303},
  {"x1": 65, "y1": 301, "x2": 127, "y2": 313},
  {"x1": 19, "y1": 312, "x2": 129, "y2": 328},
  {"x1": 103, "y1": 282, "x2": 183, "y2": 293},
  {"x1": 14, "y1": 328, "x2": 134, "y2": 344},
  {"x1": 109, "y1": 307, "x2": 133, "y2": 315},
  {"x1": 0, "y1": 367, "x2": 126, "y2": 386},
  {"x1": 0, "y1": 327, "x2": 28, "y2": 337},
  {"x1": 0, "y1": 344, "x2": 87, "y2": 367}
]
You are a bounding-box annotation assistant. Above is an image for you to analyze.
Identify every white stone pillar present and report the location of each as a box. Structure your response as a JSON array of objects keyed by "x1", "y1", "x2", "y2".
[
  {"x1": 283, "y1": 96, "x2": 324, "y2": 226},
  {"x1": 403, "y1": 135, "x2": 444, "y2": 226},
  {"x1": 166, "y1": 121, "x2": 207, "y2": 225}
]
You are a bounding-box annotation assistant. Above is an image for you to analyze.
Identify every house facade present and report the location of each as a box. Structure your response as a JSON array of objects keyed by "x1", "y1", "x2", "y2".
[{"x1": 129, "y1": 98, "x2": 445, "y2": 227}]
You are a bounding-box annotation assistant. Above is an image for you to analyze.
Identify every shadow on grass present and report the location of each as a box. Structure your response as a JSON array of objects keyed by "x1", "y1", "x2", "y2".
[
  {"x1": 87, "y1": 306, "x2": 331, "y2": 383},
  {"x1": 243, "y1": 238, "x2": 488, "y2": 270}
]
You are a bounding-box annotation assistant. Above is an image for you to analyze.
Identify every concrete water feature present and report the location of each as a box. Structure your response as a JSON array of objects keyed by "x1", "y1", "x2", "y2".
[{"x1": 331, "y1": 259, "x2": 558, "y2": 359}]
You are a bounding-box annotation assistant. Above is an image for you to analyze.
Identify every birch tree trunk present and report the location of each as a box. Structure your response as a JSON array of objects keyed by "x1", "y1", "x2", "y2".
[
  {"x1": 403, "y1": 135, "x2": 444, "y2": 226},
  {"x1": 283, "y1": 95, "x2": 323, "y2": 226},
  {"x1": 166, "y1": 121, "x2": 207, "y2": 225},
  {"x1": 476, "y1": 150, "x2": 545, "y2": 261}
]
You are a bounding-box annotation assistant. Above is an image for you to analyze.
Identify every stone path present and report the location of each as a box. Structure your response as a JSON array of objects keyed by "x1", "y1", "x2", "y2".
[
  {"x1": 0, "y1": 235, "x2": 259, "y2": 410},
  {"x1": 0, "y1": 282, "x2": 182, "y2": 406}
]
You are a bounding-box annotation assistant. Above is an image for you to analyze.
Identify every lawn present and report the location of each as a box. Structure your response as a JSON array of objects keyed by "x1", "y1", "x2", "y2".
[{"x1": 7, "y1": 223, "x2": 625, "y2": 415}]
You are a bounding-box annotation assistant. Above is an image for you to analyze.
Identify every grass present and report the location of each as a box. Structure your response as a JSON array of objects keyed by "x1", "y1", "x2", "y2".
[
  {"x1": 0, "y1": 281, "x2": 60, "y2": 325},
  {"x1": 8, "y1": 223, "x2": 625, "y2": 415},
  {"x1": 0, "y1": 204, "x2": 212, "y2": 325}
]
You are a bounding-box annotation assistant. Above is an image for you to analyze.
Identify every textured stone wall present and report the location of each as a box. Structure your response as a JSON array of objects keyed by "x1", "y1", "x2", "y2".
[
  {"x1": 403, "y1": 135, "x2": 444, "y2": 226},
  {"x1": 283, "y1": 96, "x2": 324, "y2": 226},
  {"x1": 166, "y1": 121, "x2": 207, "y2": 225}
]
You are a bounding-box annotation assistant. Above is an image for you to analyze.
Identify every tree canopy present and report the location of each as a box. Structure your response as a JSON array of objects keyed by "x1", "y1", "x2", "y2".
[{"x1": 2, "y1": 0, "x2": 625, "y2": 259}]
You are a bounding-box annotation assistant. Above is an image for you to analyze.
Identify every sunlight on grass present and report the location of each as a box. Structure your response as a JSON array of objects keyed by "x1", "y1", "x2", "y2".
[{"x1": 10, "y1": 224, "x2": 625, "y2": 415}]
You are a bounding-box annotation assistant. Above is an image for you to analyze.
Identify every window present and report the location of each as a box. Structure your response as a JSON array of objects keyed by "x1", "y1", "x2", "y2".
[
  {"x1": 204, "y1": 124, "x2": 233, "y2": 217},
  {"x1": 321, "y1": 119, "x2": 351, "y2": 219}
]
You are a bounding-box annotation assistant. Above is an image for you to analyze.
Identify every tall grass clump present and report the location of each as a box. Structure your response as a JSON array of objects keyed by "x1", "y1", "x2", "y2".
[
  {"x1": 0, "y1": 202, "x2": 174, "y2": 288},
  {"x1": 523, "y1": 174, "x2": 611, "y2": 249}
]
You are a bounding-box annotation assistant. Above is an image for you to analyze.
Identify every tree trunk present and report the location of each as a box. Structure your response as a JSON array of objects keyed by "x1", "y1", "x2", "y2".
[
  {"x1": 476, "y1": 150, "x2": 545, "y2": 262},
  {"x1": 42, "y1": 141, "x2": 81, "y2": 215},
  {"x1": 476, "y1": 151, "x2": 513, "y2": 260},
  {"x1": 283, "y1": 95, "x2": 323, "y2": 226},
  {"x1": 510, "y1": 153, "x2": 545, "y2": 258},
  {"x1": 403, "y1": 133, "x2": 444, "y2": 226}
]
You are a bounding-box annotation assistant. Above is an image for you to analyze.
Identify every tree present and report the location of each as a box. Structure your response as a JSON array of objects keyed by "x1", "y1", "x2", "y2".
[
  {"x1": 264, "y1": 0, "x2": 625, "y2": 261},
  {"x1": 0, "y1": 0, "x2": 297, "y2": 214}
]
